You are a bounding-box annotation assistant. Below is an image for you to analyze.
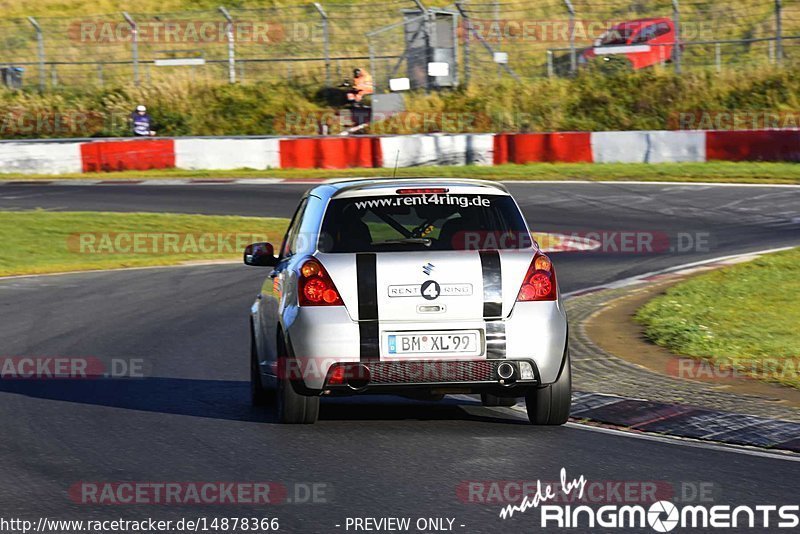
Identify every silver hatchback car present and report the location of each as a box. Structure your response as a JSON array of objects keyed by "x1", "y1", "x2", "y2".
[{"x1": 245, "y1": 179, "x2": 570, "y2": 424}]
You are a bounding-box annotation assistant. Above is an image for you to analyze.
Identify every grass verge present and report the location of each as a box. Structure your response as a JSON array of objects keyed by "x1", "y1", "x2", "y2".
[
  {"x1": 636, "y1": 248, "x2": 800, "y2": 389},
  {"x1": 2, "y1": 162, "x2": 800, "y2": 184},
  {"x1": 0, "y1": 211, "x2": 289, "y2": 277}
]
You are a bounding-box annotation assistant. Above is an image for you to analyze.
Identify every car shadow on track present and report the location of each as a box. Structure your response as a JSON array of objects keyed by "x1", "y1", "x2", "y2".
[
  {"x1": 0, "y1": 378, "x2": 526, "y2": 425},
  {"x1": 319, "y1": 396, "x2": 528, "y2": 425}
]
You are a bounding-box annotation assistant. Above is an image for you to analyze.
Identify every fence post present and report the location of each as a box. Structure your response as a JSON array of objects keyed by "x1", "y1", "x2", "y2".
[
  {"x1": 410, "y1": 0, "x2": 434, "y2": 91},
  {"x1": 494, "y1": 0, "x2": 501, "y2": 79},
  {"x1": 122, "y1": 12, "x2": 139, "y2": 86},
  {"x1": 219, "y1": 7, "x2": 236, "y2": 84},
  {"x1": 775, "y1": 0, "x2": 783, "y2": 64},
  {"x1": 546, "y1": 49, "x2": 554, "y2": 78},
  {"x1": 312, "y1": 3, "x2": 330, "y2": 87},
  {"x1": 715, "y1": 42, "x2": 721, "y2": 73},
  {"x1": 414, "y1": 0, "x2": 433, "y2": 91},
  {"x1": 368, "y1": 41, "x2": 377, "y2": 91},
  {"x1": 672, "y1": 0, "x2": 682, "y2": 74},
  {"x1": 454, "y1": 2, "x2": 521, "y2": 82},
  {"x1": 27, "y1": 17, "x2": 46, "y2": 92},
  {"x1": 563, "y1": 0, "x2": 576, "y2": 75},
  {"x1": 457, "y1": 1, "x2": 470, "y2": 87}
]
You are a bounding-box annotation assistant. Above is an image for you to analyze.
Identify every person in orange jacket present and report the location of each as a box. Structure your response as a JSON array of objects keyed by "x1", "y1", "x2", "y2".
[{"x1": 346, "y1": 68, "x2": 374, "y2": 106}]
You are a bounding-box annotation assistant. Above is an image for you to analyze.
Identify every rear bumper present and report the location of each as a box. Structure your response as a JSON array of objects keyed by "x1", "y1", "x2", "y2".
[
  {"x1": 321, "y1": 358, "x2": 539, "y2": 394},
  {"x1": 282, "y1": 299, "x2": 568, "y2": 392}
]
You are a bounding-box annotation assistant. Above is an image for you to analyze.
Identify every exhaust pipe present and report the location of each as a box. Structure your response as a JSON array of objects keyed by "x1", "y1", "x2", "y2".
[
  {"x1": 346, "y1": 364, "x2": 371, "y2": 391},
  {"x1": 497, "y1": 362, "x2": 516, "y2": 381}
]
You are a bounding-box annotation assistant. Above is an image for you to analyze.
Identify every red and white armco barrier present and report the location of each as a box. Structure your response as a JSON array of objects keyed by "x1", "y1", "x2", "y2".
[
  {"x1": 0, "y1": 129, "x2": 797, "y2": 174},
  {"x1": 0, "y1": 141, "x2": 83, "y2": 174},
  {"x1": 175, "y1": 138, "x2": 281, "y2": 170},
  {"x1": 380, "y1": 134, "x2": 495, "y2": 167}
]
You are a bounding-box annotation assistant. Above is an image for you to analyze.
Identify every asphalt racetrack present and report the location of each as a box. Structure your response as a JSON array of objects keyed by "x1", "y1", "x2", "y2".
[{"x1": 1, "y1": 181, "x2": 799, "y2": 532}]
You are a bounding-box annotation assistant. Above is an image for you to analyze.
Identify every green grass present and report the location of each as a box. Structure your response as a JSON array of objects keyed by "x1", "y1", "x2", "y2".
[
  {"x1": 3, "y1": 162, "x2": 800, "y2": 184},
  {"x1": 0, "y1": 211, "x2": 289, "y2": 276},
  {"x1": 3, "y1": 67, "x2": 800, "y2": 138},
  {"x1": 636, "y1": 248, "x2": 800, "y2": 389}
]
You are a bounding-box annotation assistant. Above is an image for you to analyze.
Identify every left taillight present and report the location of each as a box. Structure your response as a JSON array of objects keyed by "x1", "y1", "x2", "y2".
[
  {"x1": 516, "y1": 252, "x2": 557, "y2": 302},
  {"x1": 298, "y1": 259, "x2": 343, "y2": 306}
]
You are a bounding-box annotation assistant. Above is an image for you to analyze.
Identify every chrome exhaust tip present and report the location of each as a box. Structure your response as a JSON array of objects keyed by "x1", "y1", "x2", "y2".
[
  {"x1": 497, "y1": 362, "x2": 516, "y2": 381},
  {"x1": 346, "y1": 364, "x2": 371, "y2": 391}
]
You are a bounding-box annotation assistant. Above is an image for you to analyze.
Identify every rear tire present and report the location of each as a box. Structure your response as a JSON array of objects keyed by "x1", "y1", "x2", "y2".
[
  {"x1": 525, "y1": 352, "x2": 571, "y2": 425},
  {"x1": 276, "y1": 336, "x2": 319, "y2": 424},
  {"x1": 481, "y1": 393, "x2": 518, "y2": 407}
]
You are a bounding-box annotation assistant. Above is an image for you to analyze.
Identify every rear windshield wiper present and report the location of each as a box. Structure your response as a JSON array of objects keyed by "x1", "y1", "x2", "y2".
[{"x1": 373, "y1": 238, "x2": 432, "y2": 247}]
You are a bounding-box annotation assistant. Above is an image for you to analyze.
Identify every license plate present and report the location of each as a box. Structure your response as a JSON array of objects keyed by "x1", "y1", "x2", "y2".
[{"x1": 385, "y1": 331, "x2": 481, "y2": 357}]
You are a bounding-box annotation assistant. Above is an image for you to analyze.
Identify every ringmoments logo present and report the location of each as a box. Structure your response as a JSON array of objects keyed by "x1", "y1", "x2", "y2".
[{"x1": 499, "y1": 469, "x2": 799, "y2": 531}]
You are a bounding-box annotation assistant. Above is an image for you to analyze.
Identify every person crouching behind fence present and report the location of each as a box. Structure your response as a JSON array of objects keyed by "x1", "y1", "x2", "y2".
[
  {"x1": 131, "y1": 105, "x2": 156, "y2": 137},
  {"x1": 346, "y1": 68, "x2": 374, "y2": 107}
]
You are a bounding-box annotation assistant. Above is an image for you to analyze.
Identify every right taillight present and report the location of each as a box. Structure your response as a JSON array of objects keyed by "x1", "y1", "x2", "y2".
[
  {"x1": 517, "y1": 252, "x2": 557, "y2": 302},
  {"x1": 298, "y1": 258, "x2": 343, "y2": 306}
]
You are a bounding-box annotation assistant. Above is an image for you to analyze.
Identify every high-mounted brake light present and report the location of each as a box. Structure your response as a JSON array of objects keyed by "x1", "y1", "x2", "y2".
[
  {"x1": 396, "y1": 188, "x2": 449, "y2": 195},
  {"x1": 517, "y1": 252, "x2": 557, "y2": 302},
  {"x1": 298, "y1": 259, "x2": 343, "y2": 306}
]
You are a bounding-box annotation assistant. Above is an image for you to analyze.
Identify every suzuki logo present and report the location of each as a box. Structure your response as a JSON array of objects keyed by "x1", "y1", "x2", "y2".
[{"x1": 422, "y1": 263, "x2": 435, "y2": 276}]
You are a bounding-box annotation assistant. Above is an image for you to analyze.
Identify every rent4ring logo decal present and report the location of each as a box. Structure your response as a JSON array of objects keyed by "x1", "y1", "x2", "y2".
[
  {"x1": 499, "y1": 469, "x2": 799, "y2": 531},
  {"x1": 388, "y1": 282, "x2": 473, "y2": 299}
]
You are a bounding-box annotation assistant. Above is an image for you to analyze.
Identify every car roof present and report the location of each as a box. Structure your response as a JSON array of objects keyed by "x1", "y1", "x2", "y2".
[
  {"x1": 609, "y1": 17, "x2": 671, "y2": 31},
  {"x1": 306, "y1": 177, "x2": 510, "y2": 200}
]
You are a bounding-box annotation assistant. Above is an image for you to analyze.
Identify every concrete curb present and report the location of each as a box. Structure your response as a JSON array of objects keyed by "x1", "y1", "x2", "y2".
[
  {"x1": 569, "y1": 392, "x2": 800, "y2": 453},
  {"x1": 562, "y1": 247, "x2": 800, "y2": 453}
]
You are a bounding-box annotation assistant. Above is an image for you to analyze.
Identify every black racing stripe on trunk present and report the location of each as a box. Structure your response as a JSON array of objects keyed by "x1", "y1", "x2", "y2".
[
  {"x1": 480, "y1": 250, "x2": 503, "y2": 319},
  {"x1": 356, "y1": 253, "x2": 380, "y2": 360}
]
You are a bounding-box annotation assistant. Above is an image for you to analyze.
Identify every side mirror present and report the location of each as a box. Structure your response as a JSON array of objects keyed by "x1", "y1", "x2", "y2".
[{"x1": 244, "y1": 242, "x2": 277, "y2": 267}]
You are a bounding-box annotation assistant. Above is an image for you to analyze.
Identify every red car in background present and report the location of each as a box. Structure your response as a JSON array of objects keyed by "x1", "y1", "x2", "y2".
[{"x1": 580, "y1": 18, "x2": 677, "y2": 70}]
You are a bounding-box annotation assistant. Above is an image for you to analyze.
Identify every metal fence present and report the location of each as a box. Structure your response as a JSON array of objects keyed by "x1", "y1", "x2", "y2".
[
  {"x1": 0, "y1": 0, "x2": 799, "y2": 92},
  {"x1": 0, "y1": 1, "x2": 416, "y2": 90},
  {"x1": 459, "y1": 0, "x2": 800, "y2": 79}
]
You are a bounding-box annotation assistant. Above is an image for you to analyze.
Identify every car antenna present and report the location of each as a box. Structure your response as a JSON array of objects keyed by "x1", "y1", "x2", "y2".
[{"x1": 392, "y1": 149, "x2": 400, "y2": 180}]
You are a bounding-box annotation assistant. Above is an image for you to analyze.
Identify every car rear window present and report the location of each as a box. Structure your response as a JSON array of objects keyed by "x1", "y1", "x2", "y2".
[{"x1": 318, "y1": 193, "x2": 531, "y2": 253}]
